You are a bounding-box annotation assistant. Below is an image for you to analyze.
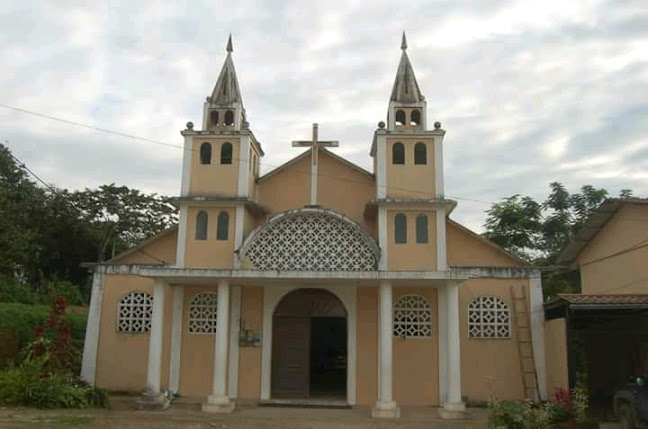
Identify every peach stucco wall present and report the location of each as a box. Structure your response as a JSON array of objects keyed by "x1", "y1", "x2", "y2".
[
  {"x1": 356, "y1": 287, "x2": 378, "y2": 405},
  {"x1": 545, "y1": 318, "x2": 568, "y2": 397},
  {"x1": 387, "y1": 210, "x2": 437, "y2": 270},
  {"x1": 179, "y1": 286, "x2": 223, "y2": 398},
  {"x1": 95, "y1": 275, "x2": 173, "y2": 392},
  {"x1": 447, "y1": 221, "x2": 524, "y2": 267},
  {"x1": 116, "y1": 229, "x2": 177, "y2": 265},
  {"x1": 385, "y1": 137, "x2": 435, "y2": 198},
  {"x1": 578, "y1": 204, "x2": 648, "y2": 294},
  {"x1": 460, "y1": 279, "x2": 527, "y2": 402},
  {"x1": 257, "y1": 150, "x2": 376, "y2": 236},
  {"x1": 184, "y1": 206, "x2": 235, "y2": 268},
  {"x1": 393, "y1": 287, "x2": 439, "y2": 405},
  {"x1": 237, "y1": 286, "x2": 263, "y2": 399},
  {"x1": 189, "y1": 137, "x2": 239, "y2": 196}
]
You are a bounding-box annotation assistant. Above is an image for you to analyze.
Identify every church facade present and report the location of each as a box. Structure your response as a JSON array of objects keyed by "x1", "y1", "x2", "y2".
[{"x1": 81, "y1": 35, "x2": 549, "y2": 418}]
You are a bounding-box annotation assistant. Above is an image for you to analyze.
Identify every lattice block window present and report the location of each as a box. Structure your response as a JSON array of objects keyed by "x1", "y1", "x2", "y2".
[
  {"x1": 188, "y1": 293, "x2": 218, "y2": 334},
  {"x1": 241, "y1": 211, "x2": 378, "y2": 271},
  {"x1": 468, "y1": 296, "x2": 511, "y2": 339},
  {"x1": 117, "y1": 291, "x2": 153, "y2": 333},
  {"x1": 393, "y1": 294, "x2": 432, "y2": 338}
]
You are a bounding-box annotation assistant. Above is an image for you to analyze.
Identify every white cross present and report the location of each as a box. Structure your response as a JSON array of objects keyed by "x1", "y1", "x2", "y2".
[{"x1": 292, "y1": 123, "x2": 339, "y2": 205}]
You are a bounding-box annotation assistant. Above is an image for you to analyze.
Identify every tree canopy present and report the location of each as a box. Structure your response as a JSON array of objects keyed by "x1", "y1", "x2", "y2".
[
  {"x1": 0, "y1": 143, "x2": 177, "y2": 300},
  {"x1": 483, "y1": 182, "x2": 633, "y2": 299}
]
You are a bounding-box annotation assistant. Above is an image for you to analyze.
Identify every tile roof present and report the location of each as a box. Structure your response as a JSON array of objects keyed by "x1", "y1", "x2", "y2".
[{"x1": 559, "y1": 293, "x2": 648, "y2": 305}]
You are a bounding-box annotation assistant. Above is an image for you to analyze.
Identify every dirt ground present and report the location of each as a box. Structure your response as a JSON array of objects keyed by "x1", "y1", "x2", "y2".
[{"x1": 0, "y1": 398, "x2": 489, "y2": 429}]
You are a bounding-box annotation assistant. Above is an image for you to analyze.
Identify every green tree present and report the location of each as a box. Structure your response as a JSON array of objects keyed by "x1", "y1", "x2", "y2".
[{"x1": 483, "y1": 182, "x2": 631, "y2": 299}]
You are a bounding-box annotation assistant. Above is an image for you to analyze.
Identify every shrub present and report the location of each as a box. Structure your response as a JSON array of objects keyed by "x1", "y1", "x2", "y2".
[
  {"x1": 0, "y1": 354, "x2": 107, "y2": 408},
  {"x1": 0, "y1": 278, "x2": 38, "y2": 304},
  {"x1": 0, "y1": 302, "x2": 86, "y2": 369}
]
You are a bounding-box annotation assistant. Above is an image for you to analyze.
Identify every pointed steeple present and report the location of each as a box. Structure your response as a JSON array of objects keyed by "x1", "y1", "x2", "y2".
[
  {"x1": 390, "y1": 32, "x2": 424, "y2": 103},
  {"x1": 211, "y1": 34, "x2": 242, "y2": 106}
]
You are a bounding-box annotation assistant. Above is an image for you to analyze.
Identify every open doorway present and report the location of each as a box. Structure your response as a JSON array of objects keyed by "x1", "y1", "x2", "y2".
[{"x1": 310, "y1": 317, "x2": 347, "y2": 398}]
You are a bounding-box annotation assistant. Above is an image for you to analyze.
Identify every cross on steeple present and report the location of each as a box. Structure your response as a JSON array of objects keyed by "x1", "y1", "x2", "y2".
[{"x1": 292, "y1": 123, "x2": 339, "y2": 206}]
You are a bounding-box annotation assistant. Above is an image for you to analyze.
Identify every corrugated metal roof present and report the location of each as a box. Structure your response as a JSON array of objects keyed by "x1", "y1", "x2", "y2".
[{"x1": 557, "y1": 198, "x2": 648, "y2": 266}]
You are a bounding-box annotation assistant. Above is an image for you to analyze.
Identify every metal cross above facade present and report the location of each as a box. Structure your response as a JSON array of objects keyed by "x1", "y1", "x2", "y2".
[{"x1": 292, "y1": 123, "x2": 339, "y2": 205}]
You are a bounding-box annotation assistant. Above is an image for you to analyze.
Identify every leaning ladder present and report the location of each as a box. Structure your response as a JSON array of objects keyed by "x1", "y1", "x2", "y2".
[{"x1": 510, "y1": 285, "x2": 540, "y2": 401}]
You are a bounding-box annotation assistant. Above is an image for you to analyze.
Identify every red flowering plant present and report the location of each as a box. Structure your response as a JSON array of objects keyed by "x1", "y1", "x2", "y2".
[
  {"x1": 29, "y1": 296, "x2": 73, "y2": 373},
  {"x1": 548, "y1": 388, "x2": 576, "y2": 427}
]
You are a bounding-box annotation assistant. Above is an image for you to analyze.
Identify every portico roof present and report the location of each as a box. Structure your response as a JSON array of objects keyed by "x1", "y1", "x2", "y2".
[{"x1": 83, "y1": 264, "x2": 539, "y2": 287}]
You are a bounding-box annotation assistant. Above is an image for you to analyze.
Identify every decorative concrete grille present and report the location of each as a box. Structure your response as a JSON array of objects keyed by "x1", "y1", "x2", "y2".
[
  {"x1": 468, "y1": 296, "x2": 510, "y2": 338},
  {"x1": 188, "y1": 292, "x2": 218, "y2": 333},
  {"x1": 117, "y1": 292, "x2": 153, "y2": 332},
  {"x1": 393, "y1": 294, "x2": 432, "y2": 338},
  {"x1": 241, "y1": 211, "x2": 378, "y2": 271}
]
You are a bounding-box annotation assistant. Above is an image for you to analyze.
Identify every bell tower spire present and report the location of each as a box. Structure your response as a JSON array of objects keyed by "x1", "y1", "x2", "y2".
[
  {"x1": 203, "y1": 34, "x2": 247, "y2": 131},
  {"x1": 387, "y1": 32, "x2": 426, "y2": 130}
]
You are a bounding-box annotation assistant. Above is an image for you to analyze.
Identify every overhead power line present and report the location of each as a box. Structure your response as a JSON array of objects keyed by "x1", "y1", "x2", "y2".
[{"x1": 0, "y1": 102, "x2": 494, "y2": 205}]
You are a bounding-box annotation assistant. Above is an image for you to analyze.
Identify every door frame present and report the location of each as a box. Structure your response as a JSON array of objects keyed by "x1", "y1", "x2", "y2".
[{"x1": 261, "y1": 285, "x2": 357, "y2": 404}]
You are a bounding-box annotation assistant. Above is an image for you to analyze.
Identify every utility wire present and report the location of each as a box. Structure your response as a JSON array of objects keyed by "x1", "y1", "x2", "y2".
[
  {"x1": 0, "y1": 102, "x2": 494, "y2": 205},
  {"x1": 6, "y1": 144, "x2": 168, "y2": 264}
]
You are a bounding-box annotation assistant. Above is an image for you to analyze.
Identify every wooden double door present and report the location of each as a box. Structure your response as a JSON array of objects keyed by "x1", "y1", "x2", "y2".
[{"x1": 271, "y1": 289, "x2": 347, "y2": 399}]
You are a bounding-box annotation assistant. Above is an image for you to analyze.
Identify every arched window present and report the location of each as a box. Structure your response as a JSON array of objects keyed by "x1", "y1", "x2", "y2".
[
  {"x1": 414, "y1": 142, "x2": 427, "y2": 165},
  {"x1": 468, "y1": 296, "x2": 511, "y2": 339},
  {"x1": 392, "y1": 142, "x2": 405, "y2": 165},
  {"x1": 117, "y1": 292, "x2": 153, "y2": 332},
  {"x1": 410, "y1": 109, "x2": 421, "y2": 125},
  {"x1": 209, "y1": 110, "x2": 219, "y2": 127},
  {"x1": 217, "y1": 211, "x2": 229, "y2": 240},
  {"x1": 224, "y1": 110, "x2": 234, "y2": 126},
  {"x1": 195, "y1": 210, "x2": 208, "y2": 240},
  {"x1": 395, "y1": 110, "x2": 406, "y2": 126},
  {"x1": 393, "y1": 294, "x2": 432, "y2": 338},
  {"x1": 394, "y1": 213, "x2": 407, "y2": 244},
  {"x1": 416, "y1": 214, "x2": 428, "y2": 243},
  {"x1": 220, "y1": 142, "x2": 233, "y2": 164},
  {"x1": 188, "y1": 292, "x2": 218, "y2": 333},
  {"x1": 200, "y1": 142, "x2": 212, "y2": 165}
]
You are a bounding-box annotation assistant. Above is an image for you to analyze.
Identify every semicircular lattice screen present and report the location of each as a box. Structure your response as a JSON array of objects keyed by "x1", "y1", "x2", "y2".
[{"x1": 241, "y1": 211, "x2": 379, "y2": 271}]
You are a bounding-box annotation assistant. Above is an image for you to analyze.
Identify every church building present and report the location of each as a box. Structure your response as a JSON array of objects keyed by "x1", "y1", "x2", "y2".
[{"x1": 80, "y1": 34, "x2": 551, "y2": 419}]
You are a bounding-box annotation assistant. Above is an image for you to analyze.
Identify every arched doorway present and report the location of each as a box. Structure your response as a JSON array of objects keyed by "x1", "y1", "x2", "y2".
[{"x1": 271, "y1": 289, "x2": 348, "y2": 399}]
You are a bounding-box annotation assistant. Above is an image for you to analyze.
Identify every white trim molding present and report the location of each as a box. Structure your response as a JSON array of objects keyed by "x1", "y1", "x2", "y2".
[
  {"x1": 146, "y1": 280, "x2": 166, "y2": 394},
  {"x1": 237, "y1": 134, "x2": 250, "y2": 198},
  {"x1": 233, "y1": 204, "x2": 244, "y2": 269},
  {"x1": 529, "y1": 273, "x2": 547, "y2": 400},
  {"x1": 437, "y1": 286, "x2": 448, "y2": 404},
  {"x1": 375, "y1": 133, "x2": 387, "y2": 199},
  {"x1": 80, "y1": 270, "x2": 105, "y2": 385},
  {"x1": 434, "y1": 137, "x2": 444, "y2": 197},
  {"x1": 436, "y1": 206, "x2": 447, "y2": 271},
  {"x1": 260, "y1": 285, "x2": 357, "y2": 405},
  {"x1": 175, "y1": 206, "x2": 188, "y2": 268},
  {"x1": 169, "y1": 285, "x2": 184, "y2": 393},
  {"x1": 227, "y1": 285, "x2": 242, "y2": 398},
  {"x1": 378, "y1": 206, "x2": 388, "y2": 270},
  {"x1": 181, "y1": 135, "x2": 193, "y2": 196}
]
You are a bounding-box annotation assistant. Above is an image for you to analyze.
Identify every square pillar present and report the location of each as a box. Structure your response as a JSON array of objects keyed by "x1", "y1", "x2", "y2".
[
  {"x1": 372, "y1": 281, "x2": 400, "y2": 418},
  {"x1": 203, "y1": 279, "x2": 235, "y2": 413},
  {"x1": 440, "y1": 283, "x2": 467, "y2": 419},
  {"x1": 139, "y1": 280, "x2": 170, "y2": 410}
]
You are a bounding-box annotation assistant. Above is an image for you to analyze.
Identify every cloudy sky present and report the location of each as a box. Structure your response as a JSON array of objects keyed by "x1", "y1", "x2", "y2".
[{"x1": 1, "y1": 0, "x2": 647, "y2": 231}]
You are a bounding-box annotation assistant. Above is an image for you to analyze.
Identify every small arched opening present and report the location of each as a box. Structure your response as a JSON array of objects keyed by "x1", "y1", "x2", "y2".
[
  {"x1": 410, "y1": 109, "x2": 421, "y2": 126},
  {"x1": 271, "y1": 288, "x2": 347, "y2": 399},
  {"x1": 395, "y1": 109, "x2": 406, "y2": 126},
  {"x1": 220, "y1": 142, "x2": 233, "y2": 165},
  {"x1": 224, "y1": 110, "x2": 234, "y2": 126}
]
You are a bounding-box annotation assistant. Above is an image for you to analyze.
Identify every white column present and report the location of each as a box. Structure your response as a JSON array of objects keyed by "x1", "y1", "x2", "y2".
[
  {"x1": 146, "y1": 280, "x2": 166, "y2": 395},
  {"x1": 81, "y1": 270, "x2": 105, "y2": 385},
  {"x1": 437, "y1": 286, "x2": 448, "y2": 403},
  {"x1": 227, "y1": 285, "x2": 242, "y2": 398},
  {"x1": 529, "y1": 273, "x2": 547, "y2": 401},
  {"x1": 444, "y1": 283, "x2": 465, "y2": 411},
  {"x1": 168, "y1": 285, "x2": 184, "y2": 393},
  {"x1": 372, "y1": 281, "x2": 399, "y2": 418},
  {"x1": 203, "y1": 279, "x2": 234, "y2": 412}
]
